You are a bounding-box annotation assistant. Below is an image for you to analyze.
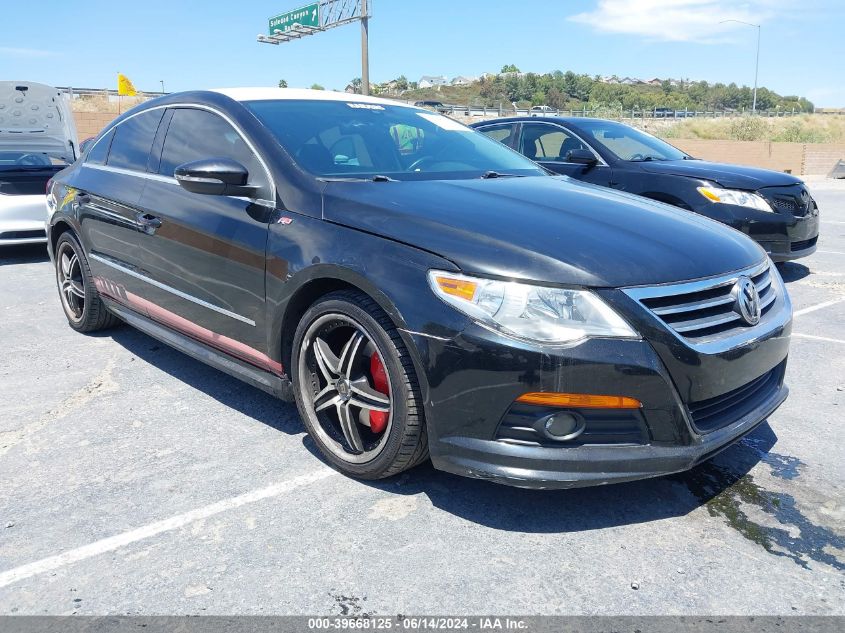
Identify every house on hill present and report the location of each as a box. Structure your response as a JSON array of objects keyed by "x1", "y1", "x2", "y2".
[
  {"x1": 418, "y1": 75, "x2": 448, "y2": 89},
  {"x1": 450, "y1": 75, "x2": 476, "y2": 86}
]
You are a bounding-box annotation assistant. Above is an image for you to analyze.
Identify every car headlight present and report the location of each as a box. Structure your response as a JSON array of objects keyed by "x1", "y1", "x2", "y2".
[
  {"x1": 428, "y1": 270, "x2": 639, "y2": 344},
  {"x1": 697, "y1": 185, "x2": 774, "y2": 212}
]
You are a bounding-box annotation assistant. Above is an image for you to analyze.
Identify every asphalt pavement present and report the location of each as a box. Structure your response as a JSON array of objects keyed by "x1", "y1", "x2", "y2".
[{"x1": 0, "y1": 181, "x2": 843, "y2": 615}]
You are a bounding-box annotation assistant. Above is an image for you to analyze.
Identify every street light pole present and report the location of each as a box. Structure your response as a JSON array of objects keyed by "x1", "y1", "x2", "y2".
[
  {"x1": 160, "y1": 80, "x2": 165, "y2": 94},
  {"x1": 720, "y1": 19, "x2": 761, "y2": 114},
  {"x1": 361, "y1": 0, "x2": 370, "y2": 95}
]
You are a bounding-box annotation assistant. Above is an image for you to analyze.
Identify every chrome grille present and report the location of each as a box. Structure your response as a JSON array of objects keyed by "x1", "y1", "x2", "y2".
[{"x1": 624, "y1": 262, "x2": 778, "y2": 342}]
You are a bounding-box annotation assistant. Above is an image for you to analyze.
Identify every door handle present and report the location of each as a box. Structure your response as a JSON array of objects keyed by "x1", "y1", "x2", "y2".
[{"x1": 136, "y1": 213, "x2": 162, "y2": 233}]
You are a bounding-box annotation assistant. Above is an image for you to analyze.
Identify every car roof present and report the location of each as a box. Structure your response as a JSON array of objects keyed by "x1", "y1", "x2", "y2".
[
  {"x1": 469, "y1": 116, "x2": 616, "y2": 127},
  {"x1": 210, "y1": 87, "x2": 415, "y2": 108}
]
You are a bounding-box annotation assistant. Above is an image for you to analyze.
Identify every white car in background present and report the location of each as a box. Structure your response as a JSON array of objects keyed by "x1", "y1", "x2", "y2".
[{"x1": 0, "y1": 81, "x2": 77, "y2": 246}]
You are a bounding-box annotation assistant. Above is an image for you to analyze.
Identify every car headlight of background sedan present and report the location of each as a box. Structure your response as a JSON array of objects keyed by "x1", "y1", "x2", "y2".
[
  {"x1": 428, "y1": 271, "x2": 639, "y2": 344},
  {"x1": 697, "y1": 185, "x2": 774, "y2": 212}
]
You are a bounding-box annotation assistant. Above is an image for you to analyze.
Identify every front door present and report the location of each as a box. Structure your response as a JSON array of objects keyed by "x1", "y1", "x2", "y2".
[
  {"x1": 132, "y1": 106, "x2": 276, "y2": 369},
  {"x1": 518, "y1": 122, "x2": 612, "y2": 186}
]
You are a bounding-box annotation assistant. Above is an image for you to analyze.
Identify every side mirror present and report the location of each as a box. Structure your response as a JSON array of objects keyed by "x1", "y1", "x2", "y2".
[
  {"x1": 566, "y1": 148, "x2": 598, "y2": 166},
  {"x1": 174, "y1": 158, "x2": 259, "y2": 197}
]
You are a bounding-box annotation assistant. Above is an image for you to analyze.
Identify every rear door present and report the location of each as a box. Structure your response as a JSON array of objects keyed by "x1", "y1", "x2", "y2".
[
  {"x1": 131, "y1": 106, "x2": 274, "y2": 361},
  {"x1": 518, "y1": 122, "x2": 612, "y2": 185},
  {"x1": 73, "y1": 108, "x2": 165, "y2": 311}
]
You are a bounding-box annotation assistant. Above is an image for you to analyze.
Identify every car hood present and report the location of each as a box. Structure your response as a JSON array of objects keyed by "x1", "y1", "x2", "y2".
[
  {"x1": 639, "y1": 159, "x2": 801, "y2": 189},
  {"x1": 0, "y1": 81, "x2": 78, "y2": 161},
  {"x1": 321, "y1": 176, "x2": 765, "y2": 287}
]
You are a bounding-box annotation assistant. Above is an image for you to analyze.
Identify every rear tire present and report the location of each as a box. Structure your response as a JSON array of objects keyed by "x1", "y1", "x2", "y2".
[
  {"x1": 54, "y1": 232, "x2": 120, "y2": 333},
  {"x1": 291, "y1": 290, "x2": 428, "y2": 480}
]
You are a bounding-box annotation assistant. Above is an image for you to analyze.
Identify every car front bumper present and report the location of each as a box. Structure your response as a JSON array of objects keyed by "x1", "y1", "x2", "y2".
[
  {"x1": 402, "y1": 273, "x2": 792, "y2": 489},
  {"x1": 720, "y1": 203, "x2": 820, "y2": 262}
]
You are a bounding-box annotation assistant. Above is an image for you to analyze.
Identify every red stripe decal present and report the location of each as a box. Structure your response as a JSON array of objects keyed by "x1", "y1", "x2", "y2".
[{"x1": 94, "y1": 276, "x2": 284, "y2": 376}]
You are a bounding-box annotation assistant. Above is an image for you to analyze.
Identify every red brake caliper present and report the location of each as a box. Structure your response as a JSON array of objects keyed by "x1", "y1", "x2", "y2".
[{"x1": 369, "y1": 353, "x2": 389, "y2": 433}]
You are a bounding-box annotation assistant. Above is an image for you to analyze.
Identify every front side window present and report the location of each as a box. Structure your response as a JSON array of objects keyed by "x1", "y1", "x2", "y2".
[
  {"x1": 520, "y1": 123, "x2": 589, "y2": 163},
  {"x1": 158, "y1": 109, "x2": 268, "y2": 194},
  {"x1": 574, "y1": 120, "x2": 687, "y2": 162},
  {"x1": 245, "y1": 100, "x2": 544, "y2": 181},
  {"x1": 106, "y1": 109, "x2": 164, "y2": 171}
]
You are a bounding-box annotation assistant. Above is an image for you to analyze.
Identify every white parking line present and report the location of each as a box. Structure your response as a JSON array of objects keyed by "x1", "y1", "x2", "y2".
[
  {"x1": 793, "y1": 297, "x2": 845, "y2": 316},
  {"x1": 0, "y1": 468, "x2": 337, "y2": 589},
  {"x1": 792, "y1": 333, "x2": 845, "y2": 344},
  {"x1": 817, "y1": 250, "x2": 845, "y2": 255}
]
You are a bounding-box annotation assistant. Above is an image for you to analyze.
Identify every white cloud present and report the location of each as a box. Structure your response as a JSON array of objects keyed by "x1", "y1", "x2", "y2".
[
  {"x1": 569, "y1": 0, "x2": 782, "y2": 43},
  {"x1": 0, "y1": 47, "x2": 56, "y2": 58}
]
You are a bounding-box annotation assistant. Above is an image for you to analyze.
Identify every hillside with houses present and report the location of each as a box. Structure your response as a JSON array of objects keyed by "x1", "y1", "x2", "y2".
[{"x1": 337, "y1": 65, "x2": 815, "y2": 113}]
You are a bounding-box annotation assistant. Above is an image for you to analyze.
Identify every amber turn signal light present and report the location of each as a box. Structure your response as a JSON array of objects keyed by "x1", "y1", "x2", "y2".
[
  {"x1": 433, "y1": 275, "x2": 477, "y2": 301},
  {"x1": 516, "y1": 392, "x2": 642, "y2": 409}
]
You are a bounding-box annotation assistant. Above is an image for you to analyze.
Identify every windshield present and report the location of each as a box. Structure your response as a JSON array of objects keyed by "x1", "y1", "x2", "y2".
[
  {"x1": 245, "y1": 100, "x2": 545, "y2": 180},
  {"x1": 0, "y1": 151, "x2": 69, "y2": 170},
  {"x1": 574, "y1": 120, "x2": 688, "y2": 162}
]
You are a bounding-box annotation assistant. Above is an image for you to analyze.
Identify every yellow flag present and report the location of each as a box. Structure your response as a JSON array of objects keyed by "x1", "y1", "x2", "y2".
[{"x1": 117, "y1": 73, "x2": 137, "y2": 96}]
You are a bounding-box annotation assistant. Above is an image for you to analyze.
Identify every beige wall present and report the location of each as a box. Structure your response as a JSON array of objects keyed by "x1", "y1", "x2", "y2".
[
  {"x1": 670, "y1": 140, "x2": 845, "y2": 176},
  {"x1": 670, "y1": 139, "x2": 806, "y2": 175},
  {"x1": 73, "y1": 110, "x2": 845, "y2": 176},
  {"x1": 73, "y1": 111, "x2": 118, "y2": 141}
]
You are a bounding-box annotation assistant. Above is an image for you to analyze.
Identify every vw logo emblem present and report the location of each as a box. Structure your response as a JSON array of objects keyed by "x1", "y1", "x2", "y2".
[{"x1": 734, "y1": 276, "x2": 761, "y2": 326}]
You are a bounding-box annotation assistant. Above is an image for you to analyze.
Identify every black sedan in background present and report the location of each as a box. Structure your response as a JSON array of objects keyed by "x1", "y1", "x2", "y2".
[
  {"x1": 471, "y1": 117, "x2": 820, "y2": 261},
  {"x1": 47, "y1": 90, "x2": 791, "y2": 489}
]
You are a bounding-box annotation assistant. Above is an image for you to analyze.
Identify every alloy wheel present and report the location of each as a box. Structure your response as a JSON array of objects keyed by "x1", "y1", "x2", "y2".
[
  {"x1": 57, "y1": 242, "x2": 85, "y2": 322},
  {"x1": 298, "y1": 313, "x2": 393, "y2": 463}
]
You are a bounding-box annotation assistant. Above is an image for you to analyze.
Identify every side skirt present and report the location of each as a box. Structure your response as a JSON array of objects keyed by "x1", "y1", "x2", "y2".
[{"x1": 105, "y1": 300, "x2": 295, "y2": 402}]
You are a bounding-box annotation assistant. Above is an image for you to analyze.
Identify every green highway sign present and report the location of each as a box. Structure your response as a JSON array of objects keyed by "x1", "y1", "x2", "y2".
[{"x1": 268, "y1": 3, "x2": 320, "y2": 34}]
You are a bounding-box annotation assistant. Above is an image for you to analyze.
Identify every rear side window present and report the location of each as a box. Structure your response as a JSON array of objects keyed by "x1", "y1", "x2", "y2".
[
  {"x1": 85, "y1": 128, "x2": 114, "y2": 165},
  {"x1": 106, "y1": 109, "x2": 164, "y2": 171},
  {"x1": 158, "y1": 108, "x2": 267, "y2": 192},
  {"x1": 478, "y1": 123, "x2": 516, "y2": 147}
]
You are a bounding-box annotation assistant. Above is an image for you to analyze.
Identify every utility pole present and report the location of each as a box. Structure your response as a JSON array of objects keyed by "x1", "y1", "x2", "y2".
[
  {"x1": 720, "y1": 19, "x2": 761, "y2": 114},
  {"x1": 361, "y1": 0, "x2": 369, "y2": 95},
  {"x1": 160, "y1": 80, "x2": 165, "y2": 94}
]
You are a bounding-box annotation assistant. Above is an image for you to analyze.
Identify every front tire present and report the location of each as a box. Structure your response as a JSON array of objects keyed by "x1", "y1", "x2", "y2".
[
  {"x1": 292, "y1": 290, "x2": 428, "y2": 479},
  {"x1": 54, "y1": 232, "x2": 120, "y2": 333}
]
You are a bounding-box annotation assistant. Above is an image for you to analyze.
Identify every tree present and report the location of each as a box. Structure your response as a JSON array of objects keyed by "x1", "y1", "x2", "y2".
[
  {"x1": 278, "y1": 79, "x2": 288, "y2": 88},
  {"x1": 311, "y1": 83, "x2": 325, "y2": 90},
  {"x1": 500, "y1": 64, "x2": 520, "y2": 74},
  {"x1": 394, "y1": 75, "x2": 409, "y2": 91}
]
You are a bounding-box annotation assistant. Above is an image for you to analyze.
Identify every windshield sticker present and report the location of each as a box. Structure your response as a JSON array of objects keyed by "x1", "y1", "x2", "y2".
[
  {"x1": 416, "y1": 112, "x2": 468, "y2": 131},
  {"x1": 346, "y1": 103, "x2": 384, "y2": 110}
]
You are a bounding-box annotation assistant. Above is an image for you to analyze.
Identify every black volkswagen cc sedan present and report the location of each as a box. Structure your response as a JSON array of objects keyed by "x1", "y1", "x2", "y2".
[
  {"x1": 46, "y1": 89, "x2": 792, "y2": 488},
  {"x1": 471, "y1": 117, "x2": 820, "y2": 262}
]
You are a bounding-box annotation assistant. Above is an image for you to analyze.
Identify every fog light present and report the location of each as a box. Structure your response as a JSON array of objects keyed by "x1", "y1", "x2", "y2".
[{"x1": 543, "y1": 413, "x2": 582, "y2": 440}]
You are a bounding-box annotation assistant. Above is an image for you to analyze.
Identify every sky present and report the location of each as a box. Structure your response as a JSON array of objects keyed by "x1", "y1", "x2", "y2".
[{"x1": 1, "y1": 0, "x2": 844, "y2": 106}]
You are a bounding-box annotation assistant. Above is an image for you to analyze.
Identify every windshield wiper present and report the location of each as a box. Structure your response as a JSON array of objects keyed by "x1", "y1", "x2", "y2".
[
  {"x1": 318, "y1": 175, "x2": 397, "y2": 183},
  {"x1": 480, "y1": 170, "x2": 524, "y2": 179}
]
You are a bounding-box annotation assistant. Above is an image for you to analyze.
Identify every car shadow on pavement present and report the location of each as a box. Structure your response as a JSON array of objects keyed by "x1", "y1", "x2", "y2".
[
  {"x1": 299, "y1": 423, "x2": 778, "y2": 532},
  {"x1": 328, "y1": 422, "x2": 843, "y2": 570},
  {"x1": 0, "y1": 243, "x2": 49, "y2": 266},
  {"x1": 108, "y1": 325, "x2": 304, "y2": 437},
  {"x1": 777, "y1": 261, "x2": 810, "y2": 283}
]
